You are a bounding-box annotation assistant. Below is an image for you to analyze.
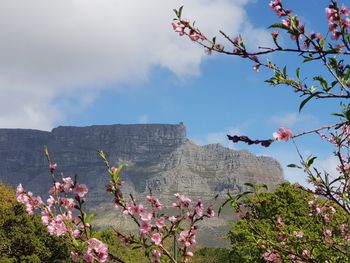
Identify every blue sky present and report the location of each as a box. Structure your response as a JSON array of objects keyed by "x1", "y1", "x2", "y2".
[{"x1": 0, "y1": 0, "x2": 344, "y2": 184}]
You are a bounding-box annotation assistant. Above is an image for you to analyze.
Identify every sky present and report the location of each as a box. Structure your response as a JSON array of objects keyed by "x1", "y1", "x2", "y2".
[{"x1": 0, "y1": 0, "x2": 343, "y2": 184}]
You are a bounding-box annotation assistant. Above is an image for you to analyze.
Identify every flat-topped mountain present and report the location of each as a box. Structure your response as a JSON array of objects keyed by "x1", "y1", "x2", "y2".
[
  {"x1": 0, "y1": 123, "x2": 283, "y2": 204},
  {"x1": 0, "y1": 123, "x2": 284, "y2": 247}
]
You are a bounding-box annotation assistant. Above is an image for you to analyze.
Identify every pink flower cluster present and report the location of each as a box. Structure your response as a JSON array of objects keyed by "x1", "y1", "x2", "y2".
[
  {"x1": 18, "y1": 149, "x2": 217, "y2": 263},
  {"x1": 178, "y1": 229, "x2": 197, "y2": 248},
  {"x1": 269, "y1": 0, "x2": 292, "y2": 17},
  {"x1": 282, "y1": 16, "x2": 304, "y2": 40},
  {"x1": 83, "y1": 238, "x2": 108, "y2": 263},
  {"x1": 48, "y1": 178, "x2": 88, "y2": 199},
  {"x1": 273, "y1": 127, "x2": 293, "y2": 141},
  {"x1": 326, "y1": 3, "x2": 350, "y2": 40},
  {"x1": 172, "y1": 19, "x2": 206, "y2": 42},
  {"x1": 16, "y1": 184, "x2": 43, "y2": 215},
  {"x1": 263, "y1": 250, "x2": 282, "y2": 263},
  {"x1": 118, "y1": 191, "x2": 215, "y2": 261}
]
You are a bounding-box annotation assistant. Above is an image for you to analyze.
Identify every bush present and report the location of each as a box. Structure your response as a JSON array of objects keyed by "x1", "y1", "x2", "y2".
[{"x1": 0, "y1": 182, "x2": 70, "y2": 262}]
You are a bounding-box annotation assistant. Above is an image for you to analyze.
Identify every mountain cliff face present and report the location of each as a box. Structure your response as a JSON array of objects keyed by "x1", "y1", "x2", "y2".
[{"x1": 0, "y1": 123, "x2": 283, "y2": 204}]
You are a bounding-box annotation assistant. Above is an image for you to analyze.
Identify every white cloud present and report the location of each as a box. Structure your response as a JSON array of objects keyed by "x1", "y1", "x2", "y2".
[
  {"x1": 192, "y1": 126, "x2": 244, "y2": 149},
  {"x1": 270, "y1": 112, "x2": 319, "y2": 130},
  {"x1": 260, "y1": 144, "x2": 339, "y2": 187},
  {"x1": 0, "y1": 0, "x2": 270, "y2": 129}
]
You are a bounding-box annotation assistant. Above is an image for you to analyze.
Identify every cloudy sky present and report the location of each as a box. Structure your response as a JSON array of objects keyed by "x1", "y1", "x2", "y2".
[{"x1": 0, "y1": 0, "x2": 341, "y2": 184}]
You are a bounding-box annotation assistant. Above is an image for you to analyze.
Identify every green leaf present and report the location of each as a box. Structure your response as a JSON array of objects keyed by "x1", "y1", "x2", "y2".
[
  {"x1": 44, "y1": 146, "x2": 49, "y2": 155},
  {"x1": 230, "y1": 200, "x2": 238, "y2": 210},
  {"x1": 98, "y1": 149, "x2": 106, "y2": 159},
  {"x1": 332, "y1": 112, "x2": 345, "y2": 118},
  {"x1": 313, "y1": 76, "x2": 328, "y2": 91},
  {"x1": 303, "y1": 56, "x2": 314, "y2": 63},
  {"x1": 305, "y1": 156, "x2": 317, "y2": 168},
  {"x1": 244, "y1": 182, "x2": 254, "y2": 188},
  {"x1": 296, "y1": 67, "x2": 300, "y2": 79},
  {"x1": 132, "y1": 245, "x2": 142, "y2": 250},
  {"x1": 319, "y1": 38, "x2": 325, "y2": 49},
  {"x1": 218, "y1": 199, "x2": 231, "y2": 216},
  {"x1": 283, "y1": 66, "x2": 287, "y2": 77},
  {"x1": 71, "y1": 239, "x2": 80, "y2": 248},
  {"x1": 178, "y1": 6, "x2": 183, "y2": 18},
  {"x1": 287, "y1": 164, "x2": 302, "y2": 169},
  {"x1": 299, "y1": 92, "x2": 322, "y2": 112},
  {"x1": 269, "y1": 23, "x2": 290, "y2": 31},
  {"x1": 86, "y1": 213, "x2": 95, "y2": 223},
  {"x1": 310, "y1": 85, "x2": 318, "y2": 92}
]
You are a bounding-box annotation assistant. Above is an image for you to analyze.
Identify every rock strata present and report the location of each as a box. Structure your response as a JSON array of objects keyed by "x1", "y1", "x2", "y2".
[{"x1": 0, "y1": 123, "x2": 283, "y2": 205}]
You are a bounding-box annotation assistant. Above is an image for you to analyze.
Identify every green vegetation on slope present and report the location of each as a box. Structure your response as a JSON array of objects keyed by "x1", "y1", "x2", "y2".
[{"x1": 0, "y1": 182, "x2": 70, "y2": 263}]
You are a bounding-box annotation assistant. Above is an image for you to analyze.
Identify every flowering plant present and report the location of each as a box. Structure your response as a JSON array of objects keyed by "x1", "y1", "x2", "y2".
[
  {"x1": 16, "y1": 147, "x2": 215, "y2": 263},
  {"x1": 173, "y1": 0, "x2": 350, "y2": 261}
]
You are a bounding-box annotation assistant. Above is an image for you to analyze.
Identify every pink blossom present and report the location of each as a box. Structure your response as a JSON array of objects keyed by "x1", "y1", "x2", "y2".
[
  {"x1": 140, "y1": 210, "x2": 153, "y2": 221},
  {"x1": 328, "y1": 136, "x2": 335, "y2": 143},
  {"x1": 83, "y1": 250, "x2": 94, "y2": 262},
  {"x1": 49, "y1": 163, "x2": 57, "y2": 173},
  {"x1": 86, "y1": 238, "x2": 109, "y2": 263},
  {"x1": 168, "y1": 216, "x2": 178, "y2": 223},
  {"x1": 60, "y1": 197, "x2": 75, "y2": 210},
  {"x1": 71, "y1": 251, "x2": 79, "y2": 262},
  {"x1": 195, "y1": 200, "x2": 203, "y2": 217},
  {"x1": 151, "y1": 233, "x2": 162, "y2": 245},
  {"x1": 273, "y1": 127, "x2": 293, "y2": 141},
  {"x1": 151, "y1": 249, "x2": 161, "y2": 263},
  {"x1": 126, "y1": 203, "x2": 144, "y2": 215},
  {"x1": 62, "y1": 177, "x2": 74, "y2": 192},
  {"x1": 301, "y1": 249, "x2": 310, "y2": 258},
  {"x1": 269, "y1": 0, "x2": 286, "y2": 17},
  {"x1": 319, "y1": 133, "x2": 326, "y2": 139},
  {"x1": 172, "y1": 21, "x2": 185, "y2": 36},
  {"x1": 16, "y1": 190, "x2": 43, "y2": 215},
  {"x1": 206, "y1": 205, "x2": 215, "y2": 218},
  {"x1": 253, "y1": 64, "x2": 260, "y2": 72},
  {"x1": 323, "y1": 213, "x2": 331, "y2": 222},
  {"x1": 16, "y1": 192, "x2": 29, "y2": 204},
  {"x1": 49, "y1": 182, "x2": 62, "y2": 195},
  {"x1": 324, "y1": 228, "x2": 332, "y2": 237},
  {"x1": 263, "y1": 250, "x2": 282, "y2": 263},
  {"x1": 341, "y1": 4, "x2": 350, "y2": 16},
  {"x1": 146, "y1": 195, "x2": 162, "y2": 210},
  {"x1": 41, "y1": 208, "x2": 51, "y2": 225},
  {"x1": 140, "y1": 221, "x2": 152, "y2": 235},
  {"x1": 340, "y1": 223, "x2": 348, "y2": 234},
  {"x1": 155, "y1": 217, "x2": 164, "y2": 229},
  {"x1": 47, "y1": 215, "x2": 67, "y2": 236},
  {"x1": 110, "y1": 166, "x2": 119, "y2": 174},
  {"x1": 74, "y1": 184, "x2": 88, "y2": 198},
  {"x1": 178, "y1": 230, "x2": 196, "y2": 247},
  {"x1": 214, "y1": 43, "x2": 224, "y2": 51},
  {"x1": 174, "y1": 193, "x2": 191, "y2": 207},
  {"x1": 316, "y1": 205, "x2": 323, "y2": 214},
  {"x1": 185, "y1": 252, "x2": 194, "y2": 257},
  {"x1": 71, "y1": 229, "x2": 80, "y2": 238},
  {"x1": 47, "y1": 195, "x2": 55, "y2": 207},
  {"x1": 16, "y1": 183, "x2": 24, "y2": 194}
]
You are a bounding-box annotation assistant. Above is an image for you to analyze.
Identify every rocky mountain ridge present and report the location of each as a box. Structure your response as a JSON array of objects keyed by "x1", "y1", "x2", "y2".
[{"x1": 0, "y1": 123, "x2": 283, "y2": 205}]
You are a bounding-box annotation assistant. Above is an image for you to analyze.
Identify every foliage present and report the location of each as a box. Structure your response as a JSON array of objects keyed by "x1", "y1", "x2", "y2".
[
  {"x1": 0, "y1": 182, "x2": 70, "y2": 262},
  {"x1": 191, "y1": 247, "x2": 231, "y2": 263},
  {"x1": 228, "y1": 183, "x2": 350, "y2": 262}
]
